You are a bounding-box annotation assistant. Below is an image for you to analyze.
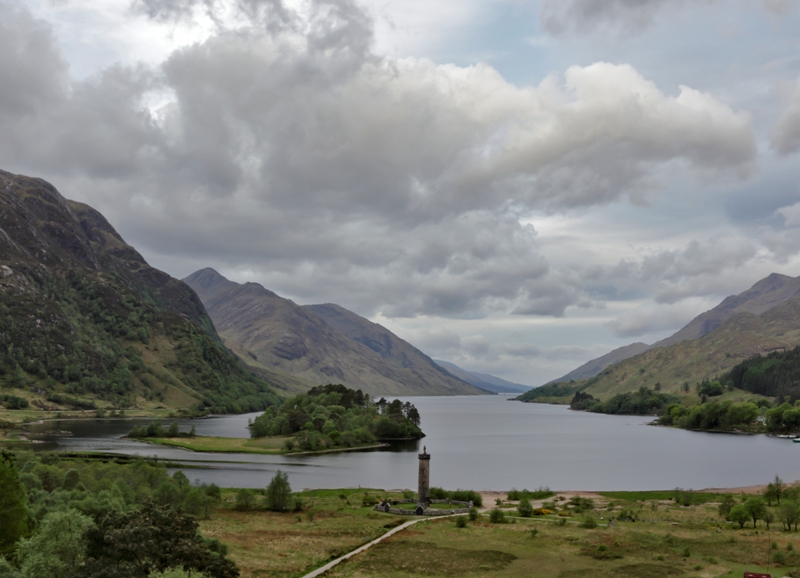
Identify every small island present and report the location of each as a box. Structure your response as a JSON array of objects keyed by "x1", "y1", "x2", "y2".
[
  {"x1": 131, "y1": 384, "x2": 425, "y2": 455},
  {"x1": 249, "y1": 383, "x2": 424, "y2": 452}
]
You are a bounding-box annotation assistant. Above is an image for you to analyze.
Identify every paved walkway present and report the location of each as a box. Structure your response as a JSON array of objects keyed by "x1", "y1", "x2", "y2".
[{"x1": 300, "y1": 514, "x2": 461, "y2": 578}]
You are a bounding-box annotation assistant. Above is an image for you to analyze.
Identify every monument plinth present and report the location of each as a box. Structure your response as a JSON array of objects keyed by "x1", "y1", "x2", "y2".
[{"x1": 418, "y1": 445, "x2": 431, "y2": 508}]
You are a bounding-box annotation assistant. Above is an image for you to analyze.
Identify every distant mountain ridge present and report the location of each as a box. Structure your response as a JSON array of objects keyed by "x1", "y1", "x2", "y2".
[
  {"x1": 547, "y1": 273, "x2": 800, "y2": 387},
  {"x1": 183, "y1": 268, "x2": 484, "y2": 397},
  {"x1": 433, "y1": 360, "x2": 532, "y2": 394}
]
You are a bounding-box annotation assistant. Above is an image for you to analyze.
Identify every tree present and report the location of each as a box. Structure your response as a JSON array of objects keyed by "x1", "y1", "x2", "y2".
[
  {"x1": 780, "y1": 500, "x2": 799, "y2": 531},
  {"x1": 718, "y1": 495, "x2": 736, "y2": 519},
  {"x1": 729, "y1": 504, "x2": 750, "y2": 529},
  {"x1": 775, "y1": 475, "x2": 785, "y2": 505},
  {"x1": 764, "y1": 509, "x2": 775, "y2": 530},
  {"x1": 517, "y1": 498, "x2": 533, "y2": 518},
  {"x1": 765, "y1": 483, "x2": 777, "y2": 507},
  {"x1": 743, "y1": 497, "x2": 767, "y2": 528},
  {"x1": 79, "y1": 502, "x2": 238, "y2": 578},
  {"x1": 265, "y1": 470, "x2": 292, "y2": 512},
  {"x1": 0, "y1": 451, "x2": 27, "y2": 557},
  {"x1": 17, "y1": 509, "x2": 94, "y2": 578}
]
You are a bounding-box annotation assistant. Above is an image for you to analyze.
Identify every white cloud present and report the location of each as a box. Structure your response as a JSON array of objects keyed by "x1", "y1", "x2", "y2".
[
  {"x1": 0, "y1": 0, "x2": 760, "y2": 324},
  {"x1": 606, "y1": 297, "x2": 714, "y2": 338}
]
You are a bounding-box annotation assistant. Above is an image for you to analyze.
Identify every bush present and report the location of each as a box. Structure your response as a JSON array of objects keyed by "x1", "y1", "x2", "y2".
[
  {"x1": 489, "y1": 509, "x2": 506, "y2": 524},
  {"x1": 579, "y1": 515, "x2": 597, "y2": 529},
  {"x1": 518, "y1": 498, "x2": 533, "y2": 518},
  {"x1": 455, "y1": 516, "x2": 467, "y2": 528},
  {"x1": 468, "y1": 507, "x2": 478, "y2": 521},
  {"x1": 235, "y1": 489, "x2": 256, "y2": 511}
]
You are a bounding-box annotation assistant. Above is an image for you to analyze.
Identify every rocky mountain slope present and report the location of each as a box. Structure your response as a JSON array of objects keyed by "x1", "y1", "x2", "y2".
[
  {"x1": 183, "y1": 268, "x2": 483, "y2": 396},
  {"x1": 0, "y1": 170, "x2": 282, "y2": 413},
  {"x1": 581, "y1": 288, "x2": 800, "y2": 399},
  {"x1": 547, "y1": 273, "x2": 800, "y2": 388},
  {"x1": 433, "y1": 360, "x2": 531, "y2": 394}
]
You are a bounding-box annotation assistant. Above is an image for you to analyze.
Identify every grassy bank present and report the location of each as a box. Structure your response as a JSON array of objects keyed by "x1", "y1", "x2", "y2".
[{"x1": 141, "y1": 435, "x2": 388, "y2": 456}]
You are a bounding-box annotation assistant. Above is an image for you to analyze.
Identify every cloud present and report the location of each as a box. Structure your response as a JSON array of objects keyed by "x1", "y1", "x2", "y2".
[
  {"x1": 770, "y1": 78, "x2": 800, "y2": 155},
  {"x1": 0, "y1": 0, "x2": 758, "y2": 320},
  {"x1": 538, "y1": 0, "x2": 708, "y2": 36},
  {"x1": 606, "y1": 298, "x2": 713, "y2": 338}
]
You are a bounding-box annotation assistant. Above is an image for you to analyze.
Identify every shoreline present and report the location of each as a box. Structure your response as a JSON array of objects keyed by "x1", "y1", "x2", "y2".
[{"x1": 135, "y1": 436, "x2": 390, "y2": 457}]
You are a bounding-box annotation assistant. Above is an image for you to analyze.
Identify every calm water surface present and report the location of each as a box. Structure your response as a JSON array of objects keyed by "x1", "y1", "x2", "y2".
[{"x1": 26, "y1": 395, "x2": 800, "y2": 491}]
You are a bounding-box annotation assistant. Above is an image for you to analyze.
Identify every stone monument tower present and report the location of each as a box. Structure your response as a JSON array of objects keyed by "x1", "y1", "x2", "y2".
[{"x1": 418, "y1": 445, "x2": 431, "y2": 508}]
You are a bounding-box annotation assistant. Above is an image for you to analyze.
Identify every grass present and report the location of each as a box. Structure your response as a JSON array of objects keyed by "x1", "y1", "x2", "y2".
[
  {"x1": 142, "y1": 435, "x2": 386, "y2": 455},
  {"x1": 200, "y1": 486, "x2": 800, "y2": 578},
  {"x1": 198, "y1": 487, "x2": 410, "y2": 578},
  {"x1": 143, "y1": 435, "x2": 289, "y2": 454}
]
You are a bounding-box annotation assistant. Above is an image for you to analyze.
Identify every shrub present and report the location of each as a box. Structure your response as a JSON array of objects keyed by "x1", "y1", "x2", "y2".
[
  {"x1": 518, "y1": 498, "x2": 533, "y2": 518},
  {"x1": 235, "y1": 489, "x2": 256, "y2": 511},
  {"x1": 455, "y1": 516, "x2": 467, "y2": 528},
  {"x1": 468, "y1": 507, "x2": 478, "y2": 521},
  {"x1": 579, "y1": 515, "x2": 597, "y2": 529},
  {"x1": 489, "y1": 509, "x2": 506, "y2": 524}
]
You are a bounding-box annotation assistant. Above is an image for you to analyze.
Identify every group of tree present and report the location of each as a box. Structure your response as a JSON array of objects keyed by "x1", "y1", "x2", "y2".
[
  {"x1": 128, "y1": 420, "x2": 196, "y2": 439},
  {"x1": 570, "y1": 387, "x2": 679, "y2": 415},
  {"x1": 716, "y1": 476, "x2": 800, "y2": 531},
  {"x1": 724, "y1": 345, "x2": 800, "y2": 401},
  {"x1": 659, "y1": 400, "x2": 759, "y2": 430},
  {"x1": 0, "y1": 449, "x2": 237, "y2": 577},
  {"x1": 248, "y1": 384, "x2": 424, "y2": 452}
]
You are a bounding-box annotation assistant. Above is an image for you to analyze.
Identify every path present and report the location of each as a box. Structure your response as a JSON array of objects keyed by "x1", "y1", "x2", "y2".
[{"x1": 300, "y1": 514, "x2": 461, "y2": 578}]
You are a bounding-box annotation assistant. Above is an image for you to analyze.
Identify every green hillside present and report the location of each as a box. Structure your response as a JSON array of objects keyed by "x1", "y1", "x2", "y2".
[
  {"x1": 0, "y1": 169, "x2": 282, "y2": 415},
  {"x1": 580, "y1": 294, "x2": 800, "y2": 400}
]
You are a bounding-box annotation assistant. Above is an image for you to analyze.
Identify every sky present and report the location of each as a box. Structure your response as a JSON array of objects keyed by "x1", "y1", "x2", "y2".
[{"x1": 2, "y1": 0, "x2": 800, "y2": 386}]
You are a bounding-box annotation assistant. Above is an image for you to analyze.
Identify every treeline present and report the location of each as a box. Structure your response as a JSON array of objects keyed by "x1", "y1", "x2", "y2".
[
  {"x1": 249, "y1": 384, "x2": 423, "y2": 452},
  {"x1": 724, "y1": 346, "x2": 800, "y2": 401},
  {"x1": 0, "y1": 449, "x2": 237, "y2": 577},
  {"x1": 570, "y1": 387, "x2": 679, "y2": 415},
  {"x1": 659, "y1": 400, "x2": 759, "y2": 430}
]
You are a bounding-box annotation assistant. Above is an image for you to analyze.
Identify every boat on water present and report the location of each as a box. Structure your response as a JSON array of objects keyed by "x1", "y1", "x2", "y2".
[{"x1": 793, "y1": 438, "x2": 800, "y2": 443}]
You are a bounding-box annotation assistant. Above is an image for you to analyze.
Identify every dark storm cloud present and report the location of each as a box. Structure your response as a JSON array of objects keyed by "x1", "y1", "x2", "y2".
[
  {"x1": 0, "y1": 0, "x2": 758, "y2": 320},
  {"x1": 538, "y1": 0, "x2": 706, "y2": 35}
]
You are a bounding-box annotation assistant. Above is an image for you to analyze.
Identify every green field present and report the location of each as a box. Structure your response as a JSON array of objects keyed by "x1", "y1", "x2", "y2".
[
  {"x1": 198, "y1": 487, "x2": 800, "y2": 578},
  {"x1": 142, "y1": 435, "x2": 387, "y2": 455}
]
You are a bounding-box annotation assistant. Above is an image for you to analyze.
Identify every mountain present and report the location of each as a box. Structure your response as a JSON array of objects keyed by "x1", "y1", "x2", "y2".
[
  {"x1": 652, "y1": 273, "x2": 800, "y2": 348},
  {"x1": 546, "y1": 273, "x2": 800, "y2": 387},
  {"x1": 0, "y1": 169, "x2": 282, "y2": 413},
  {"x1": 433, "y1": 360, "x2": 531, "y2": 394},
  {"x1": 581, "y1": 287, "x2": 800, "y2": 399},
  {"x1": 545, "y1": 343, "x2": 651, "y2": 385},
  {"x1": 183, "y1": 269, "x2": 483, "y2": 396}
]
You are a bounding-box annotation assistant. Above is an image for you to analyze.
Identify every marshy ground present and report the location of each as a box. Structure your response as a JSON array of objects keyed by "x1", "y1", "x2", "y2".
[{"x1": 199, "y1": 487, "x2": 799, "y2": 578}]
